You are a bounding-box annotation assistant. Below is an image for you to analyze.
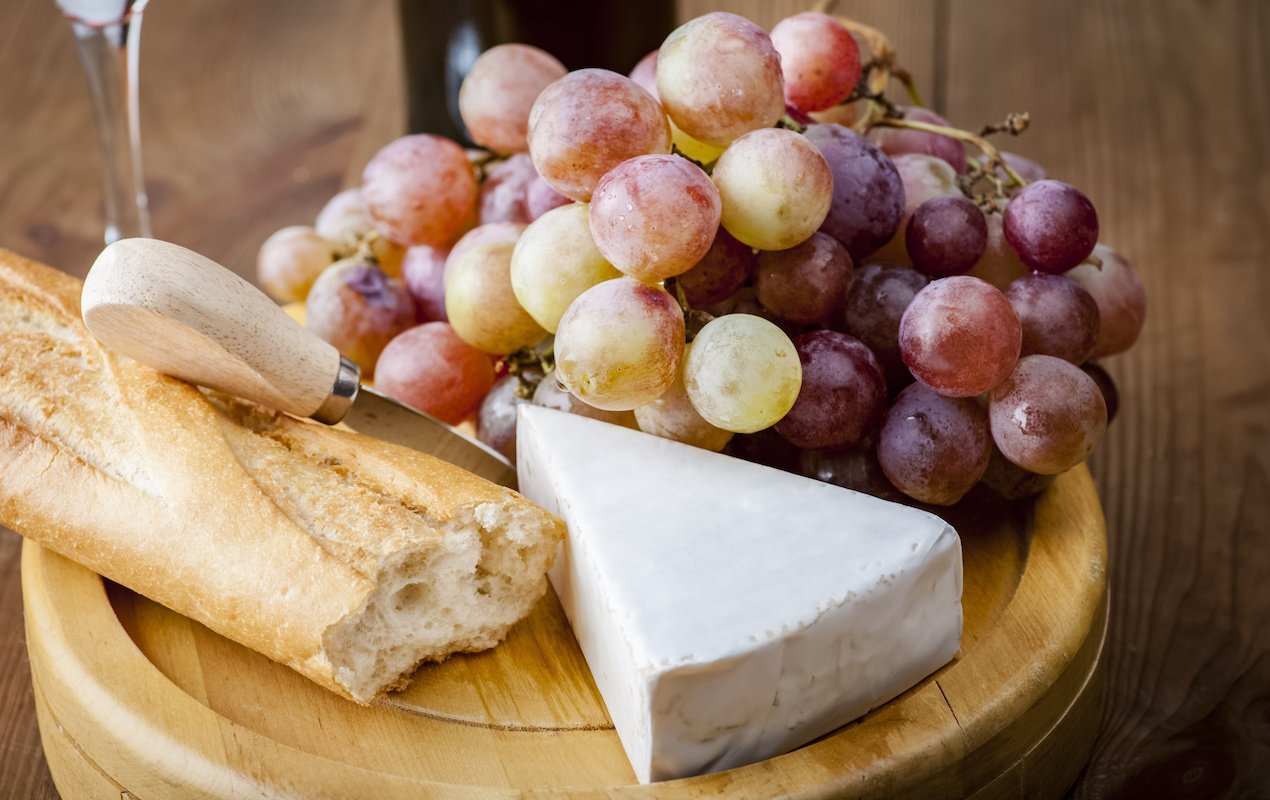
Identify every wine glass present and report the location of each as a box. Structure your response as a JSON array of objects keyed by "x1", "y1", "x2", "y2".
[{"x1": 55, "y1": 0, "x2": 153, "y2": 244}]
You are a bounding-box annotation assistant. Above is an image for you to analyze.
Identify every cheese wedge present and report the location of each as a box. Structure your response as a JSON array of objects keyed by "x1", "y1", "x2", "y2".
[{"x1": 516, "y1": 406, "x2": 963, "y2": 782}]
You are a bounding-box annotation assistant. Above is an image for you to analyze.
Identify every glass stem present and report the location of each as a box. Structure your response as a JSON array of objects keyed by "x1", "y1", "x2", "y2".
[{"x1": 68, "y1": 5, "x2": 151, "y2": 243}]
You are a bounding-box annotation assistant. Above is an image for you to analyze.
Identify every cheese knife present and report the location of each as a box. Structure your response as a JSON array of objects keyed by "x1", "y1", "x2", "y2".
[{"x1": 80, "y1": 238, "x2": 518, "y2": 489}]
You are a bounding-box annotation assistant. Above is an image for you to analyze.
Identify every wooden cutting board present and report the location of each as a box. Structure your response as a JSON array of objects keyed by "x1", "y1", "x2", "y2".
[{"x1": 23, "y1": 464, "x2": 1107, "y2": 799}]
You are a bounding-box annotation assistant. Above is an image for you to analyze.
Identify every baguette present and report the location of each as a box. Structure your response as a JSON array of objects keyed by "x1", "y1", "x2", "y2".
[{"x1": 0, "y1": 249, "x2": 564, "y2": 703}]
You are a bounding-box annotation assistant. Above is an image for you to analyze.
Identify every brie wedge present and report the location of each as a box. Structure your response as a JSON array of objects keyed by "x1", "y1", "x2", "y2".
[{"x1": 516, "y1": 406, "x2": 963, "y2": 783}]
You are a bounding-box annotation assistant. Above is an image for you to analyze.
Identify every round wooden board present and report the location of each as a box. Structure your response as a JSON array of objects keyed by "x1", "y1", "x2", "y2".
[{"x1": 23, "y1": 465, "x2": 1108, "y2": 800}]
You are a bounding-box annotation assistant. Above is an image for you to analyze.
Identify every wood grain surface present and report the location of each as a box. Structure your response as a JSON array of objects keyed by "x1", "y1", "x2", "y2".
[{"x1": 0, "y1": 0, "x2": 1266, "y2": 798}]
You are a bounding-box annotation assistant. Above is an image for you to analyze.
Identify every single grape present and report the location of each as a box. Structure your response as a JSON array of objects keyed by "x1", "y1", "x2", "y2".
[
  {"x1": 770, "y1": 12, "x2": 861, "y2": 112},
  {"x1": 628, "y1": 50, "x2": 659, "y2": 99},
  {"x1": 315, "y1": 188, "x2": 372, "y2": 249},
  {"x1": 375, "y1": 323, "x2": 496, "y2": 424},
  {"x1": 1003, "y1": 179, "x2": 1099, "y2": 273},
  {"x1": 774, "y1": 331, "x2": 886, "y2": 449},
  {"x1": 867, "y1": 106, "x2": 966, "y2": 173},
  {"x1": 634, "y1": 358, "x2": 733, "y2": 452},
  {"x1": 877, "y1": 382, "x2": 992, "y2": 505},
  {"x1": 989, "y1": 354, "x2": 1108, "y2": 474},
  {"x1": 532, "y1": 368, "x2": 638, "y2": 428},
  {"x1": 524, "y1": 173, "x2": 572, "y2": 221},
  {"x1": 527, "y1": 69, "x2": 670, "y2": 202},
  {"x1": 479, "y1": 153, "x2": 537, "y2": 225},
  {"x1": 799, "y1": 439, "x2": 904, "y2": 502},
  {"x1": 674, "y1": 227, "x2": 753, "y2": 307},
  {"x1": 967, "y1": 210, "x2": 1029, "y2": 289},
  {"x1": 899, "y1": 276, "x2": 1021, "y2": 397},
  {"x1": 511, "y1": 203, "x2": 621, "y2": 332},
  {"x1": 839, "y1": 263, "x2": 928, "y2": 389},
  {"x1": 712, "y1": 128, "x2": 833, "y2": 251},
  {"x1": 477, "y1": 372, "x2": 537, "y2": 461},
  {"x1": 906, "y1": 195, "x2": 988, "y2": 277},
  {"x1": 305, "y1": 257, "x2": 416, "y2": 377},
  {"x1": 362, "y1": 136, "x2": 478, "y2": 248},
  {"x1": 996, "y1": 151, "x2": 1047, "y2": 184},
  {"x1": 804, "y1": 124, "x2": 905, "y2": 261},
  {"x1": 753, "y1": 232, "x2": 854, "y2": 324},
  {"x1": 1065, "y1": 243, "x2": 1147, "y2": 358},
  {"x1": 554, "y1": 278, "x2": 684, "y2": 410},
  {"x1": 444, "y1": 221, "x2": 527, "y2": 276},
  {"x1": 589, "y1": 154, "x2": 721, "y2": 282},
  {"x1": 1005, "y1": 273, "x2": 1100, "y2": 363},
  {"x1": 401, "y1": 244, "x2": 449, "y2": 323},
  {"x1": 684, "y1": 314, "x2": 802, "y2": 433},
  {"x1": 1080, "y1": 361, "x2": 1120, "y2": 423},
  {"x1": 257, "y1": 225, "x2": 336, "y2": 303},
  {"x1": 979, "y1": 445, "x2": 1056, "y2": 500},
  {"x1": 724, "y1": 427, "x2": 801, "y2": 473},
  {"x1": 445, "y1": 242, "x2": 546, "y2": 355},
  {"x1": 871, "y1": 153, "x2": 960, "y2": 266},
  {"x1": 655, "y1": 12, "x2": 785, "y2": 147},
  {"x1": 458, "y1": 44, "x2": 566, "y2": 155}
]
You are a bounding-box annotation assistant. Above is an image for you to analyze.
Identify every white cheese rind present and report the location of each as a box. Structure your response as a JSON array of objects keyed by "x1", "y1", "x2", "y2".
[{"x1": 516, "y1": 406, "x2": 963, "y2": 783}]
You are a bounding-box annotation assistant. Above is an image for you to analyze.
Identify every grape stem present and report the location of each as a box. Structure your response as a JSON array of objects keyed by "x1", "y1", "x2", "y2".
[{"x1": 868, "y1": 115, "x2": 1030, "y2": 188}]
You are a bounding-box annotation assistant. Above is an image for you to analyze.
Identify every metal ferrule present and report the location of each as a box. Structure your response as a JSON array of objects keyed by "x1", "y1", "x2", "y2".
[{"x1": 312, "y1": 355, "x2": 360, "y2": 424}]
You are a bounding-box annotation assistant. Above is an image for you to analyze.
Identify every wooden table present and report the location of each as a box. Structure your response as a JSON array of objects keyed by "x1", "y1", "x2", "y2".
[{"x1": 1, "y1": 1, "x2": 1266, "y2": 797}]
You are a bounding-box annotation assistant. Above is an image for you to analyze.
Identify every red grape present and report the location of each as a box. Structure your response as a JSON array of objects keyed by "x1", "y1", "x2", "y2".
[
  {"x1": 479, "y1": 153, "x2": 537, "y2": 224},
  {"x1": 868, "y1": 106, "x2": 966, "y2": 173},
  {"x1": 458, "y1": 44, "x2": 566, "y2": 155},
  {"x1": 775, "y1": 331, "x2": 886, "y2": 449},
  {"x1": 905, "y1": 195, "x2": 987, "y2": 277},
  {"x1": 803, "y1": 123, "x2": 905, "y2": 261},
  {"x1": 1003, "y1": 179, "x2": 1099, "y2": 273},
  {"x1": 305, "y1": 257, "x2": 416, "y2": 378},
  {"x1": 375, "y1": 323, "x2": 496, "y2": 424},
  {"x1": 770, "y1": 12, "x2": 861, "y2": 112},
  {"x1": 362, "y1": 135, "x2": 478, "y2": 247},
  {"x1": 628, "y1": 50, "x2": 659, "y2": 100},
  {"x1": 899, "y1": 276, "x2": 1021, "y2": 397},
  {"x1": 1065, "y1": 243, "x2": 1147, "y2": 358},
  {"x1": 839, "y1": 263, "x2": 928, "y2": 389},
  {"x1": 753, "y1": 232, "x2": 853, "y2": 324},
  {"x1": 524, "y1": 173, "x2": 572, "y2": 221},
  {"x1": 401, "y1": 245, "x2": 449, "y2": 323},
  {"x1": 1005, "y1": 273, "x2": 1100, "y2": 363},
  {"x1": 477, "y1": 372, "x2": 538, "y2": 460},
  {"x1": 674, "y1": 227, "x2": 753, "y2": 307},
  {"x1": 988, "y1": 355, "x2": 1108, "y2": 475},
  {"x1": 877, "y1": 382, "x2": 992, "y2": 505}
]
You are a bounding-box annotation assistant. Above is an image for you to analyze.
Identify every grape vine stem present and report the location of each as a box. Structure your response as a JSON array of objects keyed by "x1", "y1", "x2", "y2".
[{"x1": 869, "y1": 115, "x2": 1030, "y2": 188}]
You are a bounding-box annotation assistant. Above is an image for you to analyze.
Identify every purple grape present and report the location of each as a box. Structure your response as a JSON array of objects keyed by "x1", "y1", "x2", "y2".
[
  {"x1": 803, "y1": 124, "x2": 905, "y2": 261},
  {"x1": 905, "y1": 195, "x2": 987, "y2": 278},
  {"x1": 477, "y1": 372, "x2": 538, "y2": 460},
  {"x1": 1003, "y1": 180, "x2": 1099, "y2": 274},
  {"x1": 1080, "y1": 361, "x2": 1120, "y2": 423},
  {"x1": 799, "y1": 438, "x2": 903, "y2": 502},
  {"x1": 877, "y1": 382, "x2": 992, "y2": 505},
  {"x1": 1005, "y1": 273, "x2": 1100, "y2": 363},
  {"x1": 675, "y1": 227, "x2": 754, "y2": 308},
  {"x1": 753, "y1": 232, "x2": 854, "y2": 324},
  {"x1": 1066, "y1": 243, "x2": 1147, "y2": 358},
  {"x1": 839, "y1": 263, "x2": 928, "y2": 390},
  {"x1": 775, "y1": 331, "x2": 886, "y2": 449},
  {"x1": 988, "y1": 355, "x2": 1108, "y2": 475},
  {"x1": 979, "y1": 446, "x2": 1056, "y2": 500}
]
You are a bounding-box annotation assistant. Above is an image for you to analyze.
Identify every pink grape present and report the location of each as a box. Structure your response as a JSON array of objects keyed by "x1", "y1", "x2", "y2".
[
  {"x1": 899, "y1": 276, "x2": 1021, "y2": 397},
  {"x1": 524, "y1": 173, "x2": 572, "y2": 221},
  {"x1": 477, "y1": 372, "x2": 537, "y2": 461},
  {"x1": 1003, "y1": 179, "x2": 1099, "y2": 273},
  {"x1": 634, "y1": 364, "x2": 733, "y2": 452},
  {"x1": 674, "y1": 227, "x2": 753, "y2": 307},
  {"x1": 527, "y1": 69, "x2": 670, "y2": 202},
  {"x1": 839, "y1": 263, "x2": 928, "y2": 389},
  {"x1": 532, "y1": 368, "x2": 638, "y2": 429},
  {"x1": 967, "y1": 210, "x2": 1029, "y2": 289},
  {"x1": 988, "y1": 355, "x2": 1108, "y2": 474},
  {"x1": 868, "y1": 106, "x2": 966, "y2": 173},
  {"x1": 362, "y1": 134, "x2": 478, "y2": 247},
  {"x1": 872, "y1": 153, "x2": 961, "y2": 266},
  {"x1": 655, "y1": 12, "x2": 785, "y2": 147},
  {"x1": 628, "y1": 50, "x2": 659, "y2": 100},
  {"x1": 459, "y1": 44, "x2": 566, "y2": 155},
  {"x1": 401, "y1": 244, "x2": 449, "y2": 322},
  {"x1": 375, "y1": 323, "x2": 495, "y2": 424},
  {"x1": 979, "y1": 446, "x2": 1056, "y2": 500},
  {"x1": 997, "y1": 151, "x2": 1047, "y2": 184},
  {"x1": 479, "y1": 153, "x2": 537, "y2": 224},
  {"x1": 305, "y1": 257, "x2": 416, "y2": 378},
  {"x1": 1080, "y1": 361, "x2": 1120, "y2": 423},
  {"x1": 444, "y1": 222, "x2": 527, "y2": 275},
  {"x1": 1005, "y1": 273, "x2": 1100, "y2": 363},
  {"x1": 877, "y1": 382, "x2": 992, "y2": 505},
  {"x1": 589, "y1": 154, "x2": 721, "y2": 282},
  {"x1": 804, "y1": 123, "x2": 905, "y2": 261},
  {"x1": 753, "y1": 232, "x2": 854, "y2": 324},
  {"x1": 256, "y1": 225, "x2": 336, "y2": 303},
  {"x1": 906, "y1": 195, "x2": 987, "y2": 277},
  {"x1": 1065, "y1": 243, "x2": 1147, "y2": 358},
  {"x1": 775, "y1": 331, "x2": 886, "y2": 449},
  {"x1": 770, "y1": 12, "x2": 861, "y2": 112},
  {"x1": 799, "y1": 439, "x2": 904, "y2": 502},
  {"x1": 712, "y1": 127, "x2": 833, "y2": 251},
  {"x1": 314, "y1": 188, "x2": 372, "y2": 248}
]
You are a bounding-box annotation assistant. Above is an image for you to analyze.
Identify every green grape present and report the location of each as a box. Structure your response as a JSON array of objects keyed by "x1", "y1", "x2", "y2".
[
  {"x1": 510, "y1": 203, "x2": 622, "y2": 333},
  {"x1": 445, "y1": 242, "x2": 546, "y2": 355},
  {"x1": 684, "y1": 314, "x2": 802, "y2": 433}
]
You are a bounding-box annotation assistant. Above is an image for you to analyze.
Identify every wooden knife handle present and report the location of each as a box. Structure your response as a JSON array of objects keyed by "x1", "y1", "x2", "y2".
[{"x1": 81, "y1": 238, "x2": 359, "y2": 423}]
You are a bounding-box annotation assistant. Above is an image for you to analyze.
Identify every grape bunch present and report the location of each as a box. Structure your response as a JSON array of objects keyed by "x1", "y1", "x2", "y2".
[{"x1": 257, "y1": 11, "x2": 1147, "y2": 506}]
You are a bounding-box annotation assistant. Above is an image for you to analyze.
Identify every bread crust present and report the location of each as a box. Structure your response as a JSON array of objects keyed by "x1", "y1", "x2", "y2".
[{"x1": 0, "y1": 249, "x2": 561, "y2": 701}]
